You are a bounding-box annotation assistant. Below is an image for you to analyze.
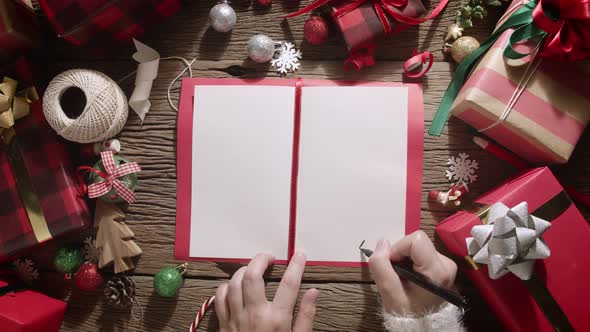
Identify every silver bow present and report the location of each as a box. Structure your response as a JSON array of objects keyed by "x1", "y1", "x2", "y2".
[{"x1": 466, "y1": 202, "x2": 551, "y2": 280}]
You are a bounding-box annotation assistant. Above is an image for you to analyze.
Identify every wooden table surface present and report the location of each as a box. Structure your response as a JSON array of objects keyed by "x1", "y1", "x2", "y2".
[{"x1": 34, "y1": 1, "x2": 590, "y2": 331}]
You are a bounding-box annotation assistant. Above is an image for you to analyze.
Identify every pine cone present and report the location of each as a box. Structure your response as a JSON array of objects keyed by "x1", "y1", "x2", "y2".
[{"x1": 104, "y1": 275, "x2": 136, "y2": 309}]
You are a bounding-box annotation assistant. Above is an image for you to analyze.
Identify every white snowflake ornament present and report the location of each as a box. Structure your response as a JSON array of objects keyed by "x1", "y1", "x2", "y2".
[
  {"x1": 83, "y1": 236, "x2": 99, "y2": 263},
  {"x1": 446, "y1": 153, "x2": 479, "y2": 184},
  {"x1": 271, "y1": 42, "x2": 302, "y2": 75},
  {"x1": 12, "y1": 258, "x2": 39, "y2": 285}
]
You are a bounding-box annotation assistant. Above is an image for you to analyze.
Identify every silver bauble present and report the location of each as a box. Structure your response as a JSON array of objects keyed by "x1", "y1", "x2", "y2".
[
  {"x1": 209, "y1": 3, "x2": 236, "y2": 33},
  {"x1": 247, "y1": 34, "x2": 276, "y2": 63}
]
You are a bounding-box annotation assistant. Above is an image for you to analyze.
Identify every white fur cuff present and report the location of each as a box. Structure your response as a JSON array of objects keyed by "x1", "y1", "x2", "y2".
[{"x1": 382, "y1": 303, "x2": 465, "y2": 332}]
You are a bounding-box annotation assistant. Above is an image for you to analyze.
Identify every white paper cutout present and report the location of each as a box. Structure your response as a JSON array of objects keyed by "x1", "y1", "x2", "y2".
[
  {"x1": 446, "y1": 152, "x2": 478, "y2": 184},
  {"x1": 466, "y1": 201, "x2": 551, "y2": 280},
  {"x1": 129, "y1": 39, "x2": 160, "y2": 122},
  {"x1": 271, "y1": 43, "x2": 302, "y2": 75}
]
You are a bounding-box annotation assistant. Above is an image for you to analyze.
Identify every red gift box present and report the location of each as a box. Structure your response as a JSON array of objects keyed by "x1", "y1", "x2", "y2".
[
  {"x1": 38, "y1": 0, "x2": 181, "y2": 53},
  {"x1": 0, "y1": 59, "x2": 90, "y2": 263},
  {"x1": 0, "y1": 275, "x2": 66, "y2": 332},
  {"x1": 436, "y1": 167, "x2": 590, "y2": 332},
  {"x1": 331, "y1": 0, "x2": 425, "y2": 53},
  {"x1": 0, "y1": 0, "x2": 40, "y2": 62},
  {"x1": 286, "y1": 0, "x2": 448, "y2": 70}
]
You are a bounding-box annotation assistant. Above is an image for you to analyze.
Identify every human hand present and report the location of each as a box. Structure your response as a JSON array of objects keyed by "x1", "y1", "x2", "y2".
[
  {"x1": 369, "y1": 230, "x2": 458, "y2": 316},
  {"x1": 215, "y1": 252, "x2": 319, "y2": 332}
]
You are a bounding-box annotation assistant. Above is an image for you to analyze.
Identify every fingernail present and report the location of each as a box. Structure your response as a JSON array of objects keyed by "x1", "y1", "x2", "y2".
[
  {"x1": 376, "y1": 239, "x2": 387, "y2": 250},
  {"x1": 294, "y1": 251, "x2": 307, "y2": 259},
  {"x1": 308, "y1": 288, "x2": 319, "y2": 301}
]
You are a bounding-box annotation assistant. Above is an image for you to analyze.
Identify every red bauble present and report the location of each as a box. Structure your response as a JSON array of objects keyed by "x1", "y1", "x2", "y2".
[
  {"x1": 74, "y1": 263, "x2": 104, "y2": 291},
  {"x1": 304, "y1": 16, "x2": 330, "y2": 45},
  {"x1": 257, "y1": 0, "x2": 272, "y2": 6}
]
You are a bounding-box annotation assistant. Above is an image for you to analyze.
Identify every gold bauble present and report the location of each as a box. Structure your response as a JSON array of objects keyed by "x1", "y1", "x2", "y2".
[{"x1": 451, "y1": 36, "x2": 480, "y2": 64}]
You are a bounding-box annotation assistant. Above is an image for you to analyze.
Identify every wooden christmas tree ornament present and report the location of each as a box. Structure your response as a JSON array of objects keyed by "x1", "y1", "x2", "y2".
[{"x1": 95, "y1": 200, "x2": 142, "y2": 273}]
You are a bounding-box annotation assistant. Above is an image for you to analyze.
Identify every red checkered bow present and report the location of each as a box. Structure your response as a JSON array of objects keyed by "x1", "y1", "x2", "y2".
[{"x1": 86, "y1": 151, "x2": 141, "y2": 204}]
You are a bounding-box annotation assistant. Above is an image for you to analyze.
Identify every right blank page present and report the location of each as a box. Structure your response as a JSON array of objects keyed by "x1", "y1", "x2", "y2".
[{"x1": 295, "y1": 86, "x2": 409, "y2": 263}]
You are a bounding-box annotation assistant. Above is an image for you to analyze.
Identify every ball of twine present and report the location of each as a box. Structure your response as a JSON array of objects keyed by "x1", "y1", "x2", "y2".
[{"x1": 43, "y1": 69, "x2": 128, "y2": 143}]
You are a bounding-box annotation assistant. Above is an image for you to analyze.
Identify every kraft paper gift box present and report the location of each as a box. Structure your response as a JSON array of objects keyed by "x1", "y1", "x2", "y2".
[
  {"x1": 436, "y1": 167, "x2": 590, "y2": 332},
  {"x1": 449, "y1": 0, "x2": 590, "y2": 165}
]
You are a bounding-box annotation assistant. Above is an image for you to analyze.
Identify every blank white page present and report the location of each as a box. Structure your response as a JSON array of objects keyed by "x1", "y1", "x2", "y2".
[
  {"x1": 295, "y1": 86, "x2": 408, "y2": 262},
  {"x1": 190, "y1": 85, "x2": 295, "y2": 260}
]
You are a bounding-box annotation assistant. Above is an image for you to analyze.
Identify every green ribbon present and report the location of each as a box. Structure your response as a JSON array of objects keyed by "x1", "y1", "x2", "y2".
[{"x1": 429, "y1": 0, "x2": 551, "y2": 136}]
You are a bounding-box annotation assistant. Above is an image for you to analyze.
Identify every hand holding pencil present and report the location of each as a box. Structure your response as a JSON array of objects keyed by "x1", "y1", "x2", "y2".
[{"x1": 368, "y1": 231, "x2": 462, "y2": 316}]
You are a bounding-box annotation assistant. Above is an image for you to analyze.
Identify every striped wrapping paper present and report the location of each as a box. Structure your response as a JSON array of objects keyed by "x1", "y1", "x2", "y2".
[{"x1": 451, "y1": 17, "x2": 590, "y2": 164}]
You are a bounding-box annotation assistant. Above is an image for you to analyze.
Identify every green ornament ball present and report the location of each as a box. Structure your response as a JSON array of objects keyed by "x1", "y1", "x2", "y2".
[
  {"x1": 89, "y1": 155, "x2": 138, "y2": 203},
  {"x1": 153, "y1": 266, "x2": 185, "y2": 297},
  {"x1": 54, "y1": 247, "x2": 83, "y2": 274}
]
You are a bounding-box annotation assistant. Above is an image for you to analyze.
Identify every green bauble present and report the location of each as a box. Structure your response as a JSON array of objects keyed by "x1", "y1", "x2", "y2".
[
  {"x1": 54, "y1": 247, "x2": 83, "y2": 274},
  {"x1": 89, "y1": 155, "x2": 137, "y2": 203},
  {"x1": 153, "y1": 266, "x2": 185, "y2": 297}
]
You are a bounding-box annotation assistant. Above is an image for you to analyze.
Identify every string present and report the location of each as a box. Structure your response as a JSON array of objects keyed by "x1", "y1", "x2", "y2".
[
  {"x1": 478, "y1": 45, "x2": 542, "y2": 132},
  {"x1": 162, "y1": 57, "x2": 196, "y2": 111},
  {"x1": 117, "y1": 56, "x2": 196, "y2": 112},
  {"x1": 131, "y1": 295, "x2": 144, "y2": 321}
]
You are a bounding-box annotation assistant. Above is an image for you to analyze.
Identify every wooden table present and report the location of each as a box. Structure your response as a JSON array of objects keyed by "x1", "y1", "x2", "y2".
[{"x1": 38, "y1": 1, "x2": 590, "y2": 331}]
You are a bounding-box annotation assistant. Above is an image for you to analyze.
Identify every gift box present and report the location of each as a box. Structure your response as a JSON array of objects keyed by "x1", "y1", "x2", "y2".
[
  {"x1": 38, "y1": 0, "x2": 181, "y2": 52},
  {"x1": 0, "y1": 274, "x2": 67, "y2": 332},
  {"x1": 331, "y1": 0, "x2": 425, "y2": 54},
  {"x1": 0, "y1": 59, "x2": 90, "y2": 263},
  {"x1": 0, "y1": 0, "x2": 41, "y2": 61},
  {"x1": 430, "y1": 0, "x2": 590, "y2": 164},
  {"x1": 436, "y1": 167, "x2": 590, "y2": 332},
  {"x1": 286, "y1": 0, "x2": 446, "y2": 70}
]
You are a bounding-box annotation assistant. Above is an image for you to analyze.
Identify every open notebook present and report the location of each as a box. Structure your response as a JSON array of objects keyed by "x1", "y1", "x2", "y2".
[{"x1": 175, "y1": 78, "x2": 423, "y2": 266}]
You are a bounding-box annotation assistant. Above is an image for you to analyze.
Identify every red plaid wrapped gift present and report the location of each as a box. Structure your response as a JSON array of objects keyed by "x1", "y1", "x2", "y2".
[
  {"x1": 0, "y1": 59, "x2": 90, "y2": 263},
  {"x1": 286, "y1": 0, "x2": 448, "y2": 70},
  {"x1": 0, "y1": 0, "x2": 41, "y2": 62},
  {"x1": 38, "y1": 0, "x2": 181, "y2": 52}
]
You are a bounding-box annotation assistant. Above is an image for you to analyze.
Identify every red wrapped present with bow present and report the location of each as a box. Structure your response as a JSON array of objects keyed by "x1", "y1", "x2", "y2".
[
  {"x1": 430, "y1": 0, "x2": 590, "y2": 164},
  {"x1": 0, "y1": 271, "x2": 67, "y2": 332},
  {"x1": 0, "y1": 59, "x2": 90, "y2": 263},
  {"x1": 436, "y1": 167, "x2": 590, "y2": 332},
  {"x1": 37, "y1": 0, "x2": 181, "y2": 53},
  {"x1": 286, "y1": 0, "x2": 448, "y2": 70}
]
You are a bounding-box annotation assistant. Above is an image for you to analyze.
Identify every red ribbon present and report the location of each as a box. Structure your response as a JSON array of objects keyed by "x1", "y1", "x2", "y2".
[
  {"x1": 403, "y1": 49, "x2": 434, "y2": 78},
  {"x1": 534, "y1": 0, "x2": 590, "y2": 61},
  {"x1": 79, "y1": 151, "x2": 141, "y2": 204}
]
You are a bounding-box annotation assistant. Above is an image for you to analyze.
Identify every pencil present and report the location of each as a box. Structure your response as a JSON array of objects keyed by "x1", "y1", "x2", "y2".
[
  {"x1": 472, "y1": 136, "x2": 528, "y2": 170},
  {"x1": 360, "y1": 247, "x2": 468, "y2": 309}
]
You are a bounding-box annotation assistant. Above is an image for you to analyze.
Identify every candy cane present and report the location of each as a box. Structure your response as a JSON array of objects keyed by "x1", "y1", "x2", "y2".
[{"x1": 188, "y1": 296, "x2": 215, "y2": 332}]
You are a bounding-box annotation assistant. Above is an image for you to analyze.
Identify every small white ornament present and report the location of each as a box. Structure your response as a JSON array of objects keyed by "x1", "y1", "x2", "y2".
[
  {"x1": 209, "y1": 1, "x2": 236, "y2": 33},
  {"x1": 12, "y1": 258, "x2": 39, "y2": 285},
  {"x1": 446, "y1": 152, "x2": 478, "y2": 184},
  {"x1": 83, "y1": 236, "x2": 99, "y2": 263},
  {"x1": 271, "y1": 42, "x2": 302, "y2": 75},
  {"x1": 248, "y1": 34, "x2": 277, "y2": 63}
]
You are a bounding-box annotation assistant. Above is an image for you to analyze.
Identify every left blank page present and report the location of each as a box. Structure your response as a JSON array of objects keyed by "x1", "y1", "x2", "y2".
[{"x1": 189, "y1": 85, "x2": 295, "y2": 260}]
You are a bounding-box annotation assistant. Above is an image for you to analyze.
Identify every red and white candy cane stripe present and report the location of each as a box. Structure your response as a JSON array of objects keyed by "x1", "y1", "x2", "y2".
[{"x1": 188, "y1": 296, "x2": 215, "y2": 332}]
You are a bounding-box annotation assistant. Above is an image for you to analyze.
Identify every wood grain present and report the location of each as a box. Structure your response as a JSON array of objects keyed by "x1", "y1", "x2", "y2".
[{"x1": 36, "y1": 0, "x2": 590, "y2": 330}]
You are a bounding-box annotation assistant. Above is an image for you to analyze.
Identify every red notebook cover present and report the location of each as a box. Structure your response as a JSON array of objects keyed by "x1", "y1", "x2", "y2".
[{"x1": 175, "y1": 78, "x2": 423, "y2": 266}]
